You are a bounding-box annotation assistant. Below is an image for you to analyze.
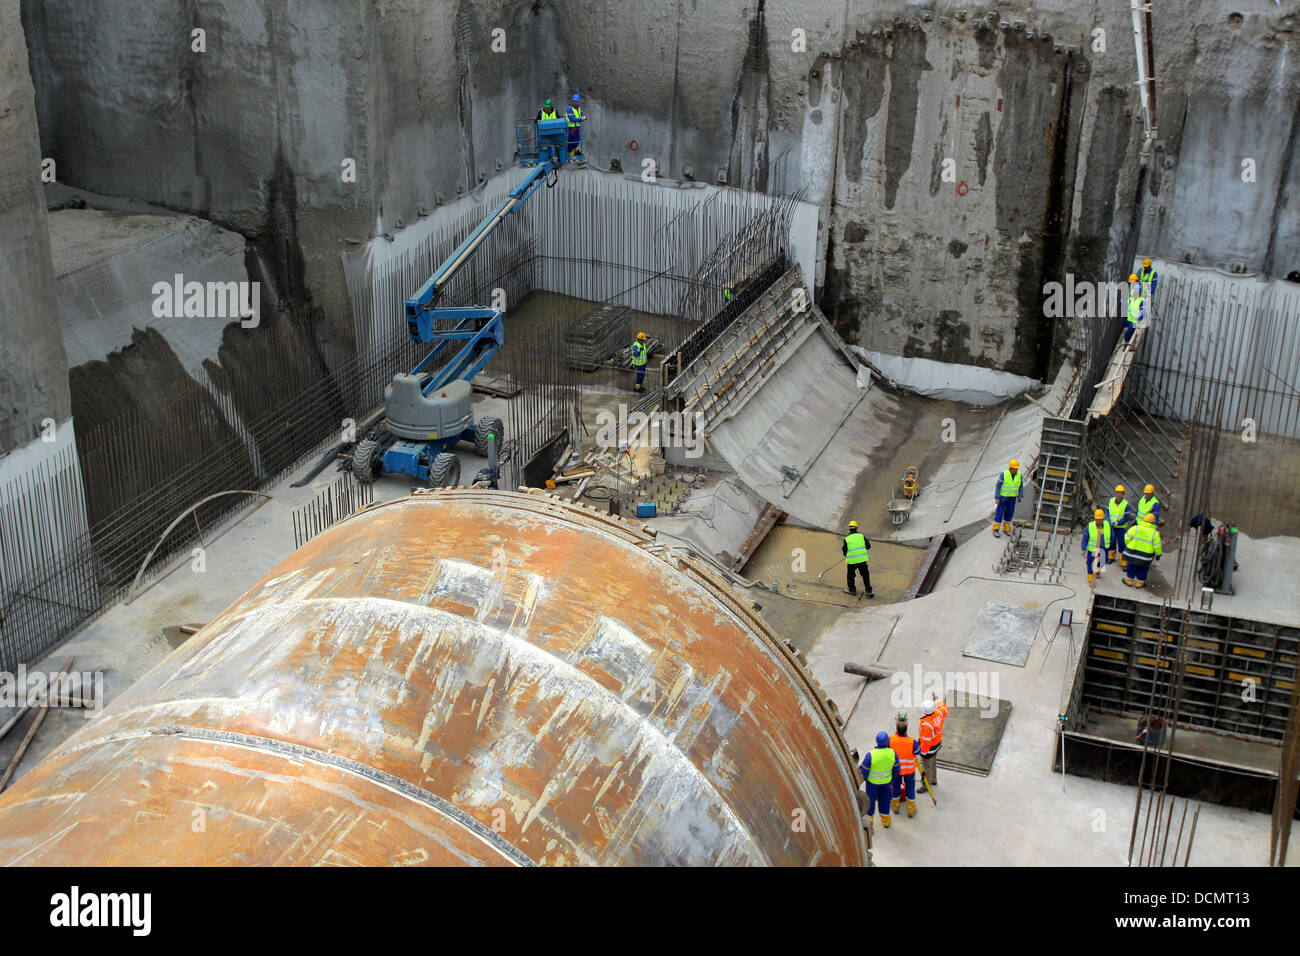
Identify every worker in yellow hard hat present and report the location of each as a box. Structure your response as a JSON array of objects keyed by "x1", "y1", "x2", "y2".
[
  {"x1": 1122, "y1": 513, "x2": 1162, "y2": 588},
  {"x1": 1082, "y1": 508, "x2": 1112, "y2": 586},
  {"x1": 843, "y1": 520, "x2": 874, "y2": 598},
  {"x1": 1107, "y1": 485, "x2": 1133, "y2": 564},
  {"x1": 1138, "y1": 257, "x2": 1158, "y2": 296},
  {"x1": 1124, "y1": 275, "x2": 1146, "y2": 346},
  {"x1": 1137, "y1": 483, "x2": 1161, "y2": 525},
  {"x1": 992, "y1": 458, "x2": 1023, "y2": 537},
  {"x1": 631, "y1": 331, "x2": 649, "y2": 392}
]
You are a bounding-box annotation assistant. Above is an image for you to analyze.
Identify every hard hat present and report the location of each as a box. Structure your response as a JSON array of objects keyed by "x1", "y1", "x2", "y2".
[
  {"x1": 1144, "y1": 484, "x2": 1155, "y2": 494},
  {"x1": 1009, "y1": 458, "x2": 1020, "y2": 469},
  {"x1": 875, "y1": 731, "x2": 890, "y2": 747},
  {"x1": 922, "y1": 700, "x2": 935, "y2": 716},
  {"x1": 1143, "y1": 258, "x2": 1152, "y2": 267},
  {"x1": 637, "y1": 331, "x2": 647, "y2": 340},
  {"x1": 572, "y1": 93, "x2": 582, "y2": 101},
  {"x1": 1129, "y1": 273, "x2": 1139, "y2": 283},
  {"x1": 545, "y1": 98, "x2": 552, "y2": 107},
  {"x1": 1115, "y1": 485, "x2": 1125, "y2": 494},
  {"x1": 1095, "y1": 509, "x2": 1105, "y2": 520},
  {"x1": 848, "y1": 520, "x2": 859, "y2": 528},
  {"x1": 1145, "y1": 514, "x2": 1157, "y2": 523}
]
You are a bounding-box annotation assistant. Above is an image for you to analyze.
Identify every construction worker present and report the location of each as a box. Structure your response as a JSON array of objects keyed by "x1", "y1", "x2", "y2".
[
  {"x1": 566, "y1": 93, "x2": 585, "y2": 157},
  {"x1": 1136, "y1": 713, "x2": 1167, "y2": 748},
  {"x1": 1137, "y1": 484, "x2": 1161, "y2": 525},
  {"x1": 889, "y1": 713, "x2": 920, "y2": 819},
  {"x1": 537, "y1": 98, "x2": 558, "y2": 120},
  {"x1": 1122, "y1": 513, "x2": 1162, "y2": 588},
  {"x1": 918, "y1": 696, "x2": 949, "y2": 788},
  {"x1": 1139, "y1": 257, "x2": 1159, "y2": 297},
  {"x1": 860, "y1": 731, "x2": 898, "y2": 830},
  {"x1": 723, "y1": 285, "x2": 734, "y2": 302},
  {"x1": 842, "y1": 520, "x2": 874, "y2": 598},
  {"x1": 1124, "y1": 275, "x2": 1145, "y2": 344},
  {"x1": 1081, "y1": 508, "x2": 1112, "y2": 585},
  {"x1": 631, "y1": 331, "x2": 649, "y2": 391},
  {"x1": 1107, "y1": 485, "x2": 1133, "y2": 563},
  {"x1": 991, "y1": 458, "x2": 1023, "y2": 537}
]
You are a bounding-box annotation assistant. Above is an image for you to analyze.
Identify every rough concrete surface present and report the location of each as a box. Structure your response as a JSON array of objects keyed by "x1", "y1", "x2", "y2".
[
  {"x1": 10, "y1": 0, "x2": 1297, "y2": 417},
  {"x1": 49, "y1": 209, "x2": 247, "y2": 369},
  {"x1": 0, "y1": 0, "x2": 69, "y2": 453}
]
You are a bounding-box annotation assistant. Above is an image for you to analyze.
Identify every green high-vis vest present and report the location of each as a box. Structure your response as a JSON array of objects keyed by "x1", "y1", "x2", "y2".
[
  {"x1": 1127, "y1": 296, "x2": 1143, "y2": 322},
  {"x1": 1086, "y1": 522, "x2": 1111, "y2": 552},
  {"x1": 1108, "y1": 499, "x2": 1130, "y2": 524},
  {"x1": 866, "y1": 747, "x2": 896, "y2": 784},
  {"x1": 999, "y1": 469, "x2": 1022, "y2": 498},
  {"x1": 1124, "y1": 522, "x2": 1161, "y2": 557},
  {"x1": 1138, "y1": 494, "x2": 1160, "y2": 518},
  {"x1": 844, "y1": 532, "x2": 869, "y2": 565}
]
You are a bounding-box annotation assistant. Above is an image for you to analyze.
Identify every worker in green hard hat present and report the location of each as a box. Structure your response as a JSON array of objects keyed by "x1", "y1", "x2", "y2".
[{"x1": 537, "y1": 98, "x2": 558, "y2": 120}]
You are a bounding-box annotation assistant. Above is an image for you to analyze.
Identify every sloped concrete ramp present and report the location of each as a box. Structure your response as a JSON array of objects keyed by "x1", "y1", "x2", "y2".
[{"x1": 705, "y1": 326, "x2": 901, "y2": 529}]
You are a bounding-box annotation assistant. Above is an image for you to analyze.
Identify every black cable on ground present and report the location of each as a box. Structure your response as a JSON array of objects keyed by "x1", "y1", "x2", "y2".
[{"x1": 949, "y1": 575, "x2": 1079, "y2": 644}]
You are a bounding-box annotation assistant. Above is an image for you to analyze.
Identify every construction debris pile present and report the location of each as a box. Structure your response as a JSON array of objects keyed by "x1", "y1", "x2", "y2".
[{"x1": 544, "y1": 432, "x2": 698, "y2": 520}]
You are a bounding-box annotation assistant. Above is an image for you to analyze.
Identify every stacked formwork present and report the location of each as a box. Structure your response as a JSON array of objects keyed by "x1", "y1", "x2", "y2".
[
  {"x1": 564, "y1": 303, "x2": 632, "y2": 371},
  {"x1": 1079, "y1": 596, "x2": 1297, "y2": 740},
  {"x1": 1059, "y1": 593, "x2": 1299, "y2": 814}
]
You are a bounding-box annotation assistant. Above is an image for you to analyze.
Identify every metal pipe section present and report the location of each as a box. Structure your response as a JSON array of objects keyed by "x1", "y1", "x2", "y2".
[
  {"x1": 1131, "y1": 0, "x2": 1158, "y2": 164},
  {"x1": 0, "y1": 490, "x2": 868, "y2": 867}
]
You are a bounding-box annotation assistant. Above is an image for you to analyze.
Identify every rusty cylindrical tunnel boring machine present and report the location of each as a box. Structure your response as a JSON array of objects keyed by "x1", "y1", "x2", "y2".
[{"x1": 0, "y1": 490, "x2": 868, "y2": 866}]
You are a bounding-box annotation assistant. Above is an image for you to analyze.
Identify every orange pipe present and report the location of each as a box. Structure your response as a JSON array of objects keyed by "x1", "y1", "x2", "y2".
[{"x1": 0, "y1": 490, "x2": 867, "y2": 866}]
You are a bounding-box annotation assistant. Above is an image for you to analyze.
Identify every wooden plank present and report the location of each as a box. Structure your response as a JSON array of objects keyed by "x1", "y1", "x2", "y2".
[
  {"x1": 731, "y1": 504, "x2": 787, "y2": 572},
  {"x1": 0, "y1": 657, "x2": 74, "y2": 793}
]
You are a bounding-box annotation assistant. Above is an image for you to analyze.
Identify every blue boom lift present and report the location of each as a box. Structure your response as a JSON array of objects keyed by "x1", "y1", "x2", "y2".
[{"x1": 353, "y1": 115, "x2": 581, "y2": 488}]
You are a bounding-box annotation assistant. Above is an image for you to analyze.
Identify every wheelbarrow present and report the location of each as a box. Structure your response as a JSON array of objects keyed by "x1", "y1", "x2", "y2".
[{"x1": 886, "y1": 466, "x2": 921, "y2": 526}]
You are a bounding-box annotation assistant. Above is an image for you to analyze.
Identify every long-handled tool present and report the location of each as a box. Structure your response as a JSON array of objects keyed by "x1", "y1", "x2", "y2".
[
  {"x1": 816, "y1": 557, "x2": 841, "y2": 579},
  {"x1": 916, "y1": 759, "x2": 938, "y2": 807}
]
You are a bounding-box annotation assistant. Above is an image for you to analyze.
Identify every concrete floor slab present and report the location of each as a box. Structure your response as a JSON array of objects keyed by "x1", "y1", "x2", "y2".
[
  {"x1": 937, "y1": 696, "x2": 1013, "y2": 776},
  {"x1": 805, "y1": 528, "x2": 1296, "y2": 865},
  {"x1": 963, "y1": 603, "x2": 1041, "y2": 666}
]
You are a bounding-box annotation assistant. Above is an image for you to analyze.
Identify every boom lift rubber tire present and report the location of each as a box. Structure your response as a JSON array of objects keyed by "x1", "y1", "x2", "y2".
[
  {"x1": 352, "y1": 438, "x2": 379, "y2": 483},
  {"x1": 429, "y1": 452, "x2": 461, "y2": 489},
  {"x1": 475, "y1": 417, "x2": 505, "y2": 456}
]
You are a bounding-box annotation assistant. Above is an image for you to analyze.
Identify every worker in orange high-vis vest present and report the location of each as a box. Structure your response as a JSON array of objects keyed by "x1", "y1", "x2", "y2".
[
  {"x1": 889, "y1": 712, "x2": 920, "y2": 819},
  {"x1": 918, "y1": 696, "x2": 950, "y2": 787}
]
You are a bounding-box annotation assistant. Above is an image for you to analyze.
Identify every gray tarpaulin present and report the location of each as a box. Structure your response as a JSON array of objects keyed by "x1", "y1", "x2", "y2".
[{"x1": 851, "y1": 346, "x2": 1039, "y2": 405}]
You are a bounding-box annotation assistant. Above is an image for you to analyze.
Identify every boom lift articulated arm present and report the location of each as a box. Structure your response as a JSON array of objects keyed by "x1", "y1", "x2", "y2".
[
  {"x1": 404, "y1": 159, "x2": 559, "y2": 342},
  {"x1": 356, "y1": 113, "x2": 579, "y2": 488},
  {"x1": 400, "y1": 158, "x2": 559, "y2": 398}
]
